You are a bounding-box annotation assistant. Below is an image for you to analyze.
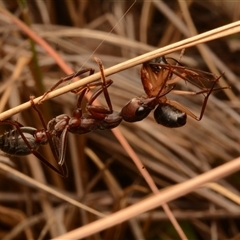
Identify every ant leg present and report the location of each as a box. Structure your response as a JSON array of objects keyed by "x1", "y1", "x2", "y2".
[
  {"x1": 194, "y1": 75, "x2": 221, "y2": 121},
  {"x1": 0, "y1": 119, "x2": 24, "y2": 127},
  {"x1": 57, "y1": 127, "x2": 68, "y2": 166},
  {"x1": 86, "y1": 80, "x2": 114, "y2": 115},
  {"x1": 169, "y1": 72, "x2": 228, "y2": 96},
  {"x1": 170, "y1": 86, "x2": 230, "y2": 96},
  {"x1": 166, "y1": 77, "x2": 219, "y2": 121},
  {"x1": 76, "y1": 87, "x2": 89, "y2": 109},
  {"x1": 45, "y1": 119, "x2": 69, "y2": 168},
  {"x1": 40, "y1": 68, "x2": 94, "y2": 103},
  {"x1": 74, "y1": 80, "x2": 113, "y2": 109},
  {"x1": 31, "y1": 146, "x2": 68, "y2": 178},
  {"x1": 29, "y1": 97, "x2": 69, "y2": 177},
  {"x1": 93, "y1": 57, "x2": 113, "y2": 112},
  {"x1": 72, "y1": 80, "x2": 106, "y2": 95},
  {"x1": 75, "y1": 57, "x2": 113, "y2": 115},
  {"x1": 30, "y1": 96, "x2": 48, "y2": 130},
  {"x1": 165, "y1": 66, "x2": 225, "y2": 91}
]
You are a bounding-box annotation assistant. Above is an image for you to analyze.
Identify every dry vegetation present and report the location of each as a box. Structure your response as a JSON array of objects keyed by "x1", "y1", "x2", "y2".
[{"x1": 0, "y1": 1, "x2": 240, "y2": 239}]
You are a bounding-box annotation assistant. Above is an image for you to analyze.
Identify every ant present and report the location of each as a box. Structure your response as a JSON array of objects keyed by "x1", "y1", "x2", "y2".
[
  {"x1": 121, "y1": 56, "x2": 229, "y2": 127},
  {"x1": 0, "y1": 58, "x2": 122, "y2": 177}
]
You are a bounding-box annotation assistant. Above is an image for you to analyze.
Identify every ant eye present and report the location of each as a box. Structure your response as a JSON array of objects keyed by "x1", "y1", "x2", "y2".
[{"x1": 135, "y1": 106, "x2": 151, "y2": 120}]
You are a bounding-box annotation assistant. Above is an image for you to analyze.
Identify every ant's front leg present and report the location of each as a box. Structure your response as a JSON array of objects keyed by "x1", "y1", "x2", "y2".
[{"x1": 39, "y1": 68, "x2": 95, "y2": 103}]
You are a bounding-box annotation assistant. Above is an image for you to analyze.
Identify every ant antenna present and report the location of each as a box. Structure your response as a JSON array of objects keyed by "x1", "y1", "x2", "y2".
[{"x1": 73, "y1": 0, "x2": 137, "y2": 77}]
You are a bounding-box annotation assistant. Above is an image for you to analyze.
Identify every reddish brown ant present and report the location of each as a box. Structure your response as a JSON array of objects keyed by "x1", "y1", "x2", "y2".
[
  {"x1": 121, "y1": 56, "x2": 229, "y2": 127},
  {"x1": 0, "y1": 58, "x2": 122, "y2": 177},
  {"x1": 44, "y1": 57, "x2": 122, "y2": 166}
]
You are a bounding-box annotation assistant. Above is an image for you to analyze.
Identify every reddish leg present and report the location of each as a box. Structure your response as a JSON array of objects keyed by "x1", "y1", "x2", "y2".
[
  {"x1": 85, "y1": 57, "x2": 114, "y2": 117},
  {"x1": 86, "y1": 80, "x2": 114, "y2": 117},
  {"x1": 29, "y1": 98, "x2": 69, "y2": 177},
  {"x1": 93, "y1": 57, "x2": 113, "y2": 112},
  {"x1": 166, "y1": 74, "x2": 222, "y2": 121},
  {"x1": 40, "y1": 68, "x2": 94, "y2": 103}
]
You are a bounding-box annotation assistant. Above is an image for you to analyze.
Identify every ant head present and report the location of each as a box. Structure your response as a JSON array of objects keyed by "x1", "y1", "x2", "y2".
[
  {"x1": 144, "y1": 56, "x2": 168, "y2": 74},
  {"x1": 147, "y1": 56, "x2": 168, "y2": 65},
  {"x1": 121, "y1": 97, "x2": 156, "y2": 122},
  {"x1": 154, "y1": 103, "x2": 187, "y2": 128}
]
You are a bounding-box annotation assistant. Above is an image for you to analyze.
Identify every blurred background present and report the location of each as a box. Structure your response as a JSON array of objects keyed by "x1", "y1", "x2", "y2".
[{"x1": 0, "y1": 1, "x2": 240, "y2": 239}]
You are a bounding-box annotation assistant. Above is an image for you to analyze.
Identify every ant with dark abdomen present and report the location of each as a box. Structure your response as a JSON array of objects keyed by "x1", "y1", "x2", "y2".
[
  {"x1": 121, "y1": 56, "x2": 229, "y2": 127},
  {"x1": 0, "y1": 58, "x2": 122, "y2": 177},
  {"x1": 0, "y1": 55, "x2": 230, "y2": 177}
]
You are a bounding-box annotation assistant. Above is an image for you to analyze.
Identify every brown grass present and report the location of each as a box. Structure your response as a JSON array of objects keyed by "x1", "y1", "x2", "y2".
[{"x1": 0, "y1": 1, "x2": 240, "y2": 240}]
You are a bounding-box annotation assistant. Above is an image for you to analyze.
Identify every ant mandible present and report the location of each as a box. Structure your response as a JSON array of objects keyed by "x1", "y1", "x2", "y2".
[
  {"x1": 0, "y1": 57, "x2": 122, "y2": 177},
  {"x1": 121, "y1": 56, "x2": 228, "y2": 127}
]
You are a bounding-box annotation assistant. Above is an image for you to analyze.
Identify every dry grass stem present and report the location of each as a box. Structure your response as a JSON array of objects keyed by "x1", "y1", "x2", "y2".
[
  {"x1": 0, "y1": 163, "x2": 105, "y2": 218},
  {"x1": 54, "y1": 156, "x2": 240, "y2": 240},
  {"x1": 0, "y1": 1, "x2": 240, "y2": 240}
]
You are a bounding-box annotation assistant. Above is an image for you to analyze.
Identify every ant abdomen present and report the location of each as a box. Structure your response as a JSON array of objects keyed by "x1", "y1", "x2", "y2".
[
  {"x1": 0, "y1": 127, "x2": 39, "y2": 156},
  {"x1": 154, "y1": 104, "x2": 187, "y2": 128}
]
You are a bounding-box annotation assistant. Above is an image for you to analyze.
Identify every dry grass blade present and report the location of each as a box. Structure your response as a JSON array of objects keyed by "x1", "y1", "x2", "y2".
[
  {"x1": 0, "y1": 1, "x2": 240, "y2": 240},
  {"x1": 54, "y1": 155, "x2": 240, "y2": 240},
  {"x1": 0, "y1": 163, "x2": 105, "y2": 218}
]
